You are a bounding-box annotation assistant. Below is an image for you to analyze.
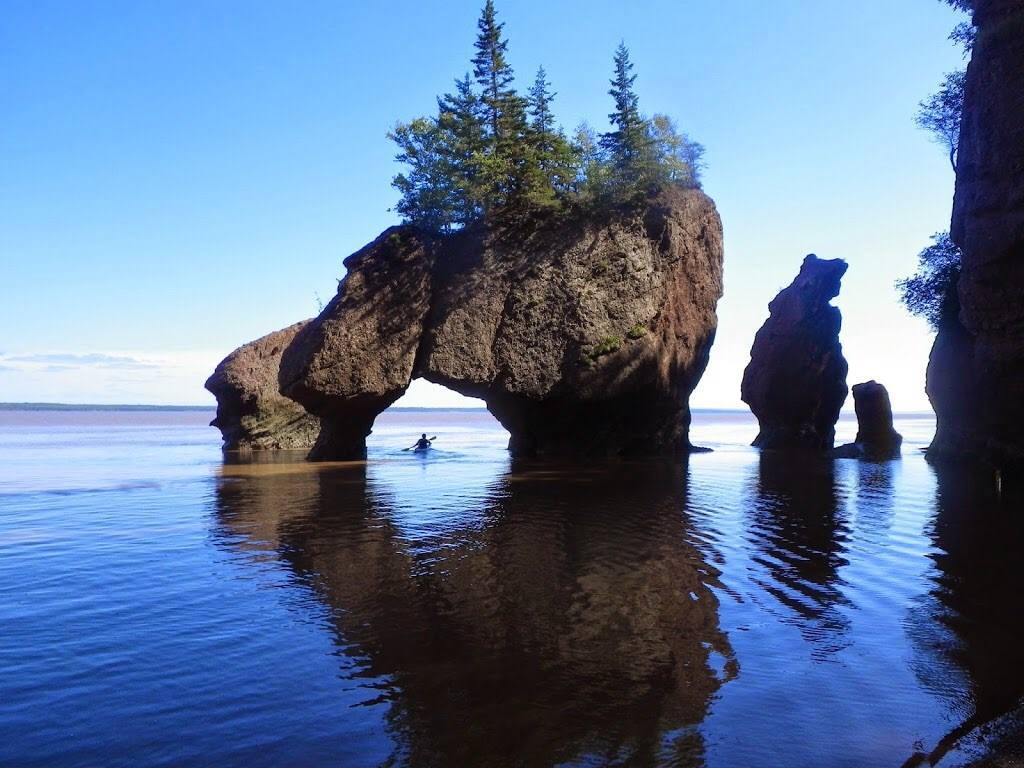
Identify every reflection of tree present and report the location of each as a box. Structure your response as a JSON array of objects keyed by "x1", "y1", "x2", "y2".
[
  {"x1": 904, "y1": 463, "x2": 1024, "y2": 764},
  {"x1": 746, "y1": 452, "x2": 851, "y2": 654},
  {"x1": 214, "y1": 460, "x2": 735, "y2": 767}
]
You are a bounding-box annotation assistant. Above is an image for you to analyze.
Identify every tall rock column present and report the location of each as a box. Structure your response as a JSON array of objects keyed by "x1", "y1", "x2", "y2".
[
  {"x1": 741, "y1": 255, "x2": 849, "y2": 451},
  {"x1": 834, "y1": 381, "x2": 903, "y2": 460},
  {"x1": 928, "y1": 0, "x2": 1024, "y2": 466}
]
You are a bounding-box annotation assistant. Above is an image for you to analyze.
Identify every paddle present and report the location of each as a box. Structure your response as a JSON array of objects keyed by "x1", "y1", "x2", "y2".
[{"x1": 403, "y1": 436, "x2": 437, "y2": 451}]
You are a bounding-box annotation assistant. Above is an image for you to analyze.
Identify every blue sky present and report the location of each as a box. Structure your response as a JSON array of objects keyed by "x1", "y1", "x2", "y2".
[{"x1": 1, "y1": 0, "x2": 967, "y2": 408}]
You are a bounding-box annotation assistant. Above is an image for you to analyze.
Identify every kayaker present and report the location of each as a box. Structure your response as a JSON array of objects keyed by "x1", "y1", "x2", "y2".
[{"x1": 409, "y1": 433, "x2": 432, "y2": 451}]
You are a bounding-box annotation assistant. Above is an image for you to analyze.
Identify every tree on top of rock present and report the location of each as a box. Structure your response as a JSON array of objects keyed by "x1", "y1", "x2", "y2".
[
  {"x1": 436, "y1": 73, "x2": 487, "y2": 222},
  {"x1": 600, "y1": 43, "x2": 655, "y2": 194},
  {"x1": 471, "y1": 0, "x2": 535, "y2": 210},
  {"x1": 650, "y1": 114, "x2": 705, "y2": 189},
  {"x1": 523, "y1": 66, "x2": 578, "y2": 208},
  {"x1": 472, "y1": 1, "x2": 517, "y2": 143},
  {"x1": 388, "y1": 3, "x2": 707, "y2": 232}
]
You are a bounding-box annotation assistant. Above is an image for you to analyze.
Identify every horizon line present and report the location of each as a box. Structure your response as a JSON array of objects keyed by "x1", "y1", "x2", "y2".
[{"x1": 0, "y1": 402, "x2": 938, "y2": 417}]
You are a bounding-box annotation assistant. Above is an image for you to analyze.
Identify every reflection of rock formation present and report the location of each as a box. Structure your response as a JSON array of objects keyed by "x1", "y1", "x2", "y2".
[
  {"x1": 746, "y1": 452, "x2": 850, "y2": 652},
  {"x1": 214, "y1": 459, "x2": 735, "y2": 766},
  {"x1": 905, "y1": 463, "x2": 1024, "y2": 764},
  {"x1": 850, "y1": 459, "x2": 896, "y2": 538}
]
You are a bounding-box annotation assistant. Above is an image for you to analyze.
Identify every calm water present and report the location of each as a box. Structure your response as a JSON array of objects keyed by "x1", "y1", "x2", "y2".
[{"x1": 2, "y1": 408, "x2": 1023, "y2": 767}]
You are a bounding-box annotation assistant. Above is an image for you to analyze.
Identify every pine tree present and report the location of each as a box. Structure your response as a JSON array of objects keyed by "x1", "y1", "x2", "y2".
[
  {"x1": 436, "y1": 74, "x2": 486, "y2": 223},
  {"x1": 528, "y1": 66, "x2": 556, "y2": 136},
  {"x1": 472, "y1": 0, "x2": 518, "y2": 146},
  {"x1": 470, "y1": 0, "x2": 531, "y2": 210},
  {"x1": 600, "y1": 43, "x2": 654, "y2": 194},
  {"x1": 523, "y1": 66, "x2": 579, "y2": 207}
]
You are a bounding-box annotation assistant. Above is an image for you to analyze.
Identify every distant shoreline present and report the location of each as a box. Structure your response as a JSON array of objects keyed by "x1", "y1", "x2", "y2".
[
  {"x1": 0, "y1": 403, "x2": 216, "y2": 412},
  {"x1": 0, "y1": 402, "x2": 485, "y2": 413},
  {"x1": 0, "y1": 403, "x2": 935, "y2": 417}
]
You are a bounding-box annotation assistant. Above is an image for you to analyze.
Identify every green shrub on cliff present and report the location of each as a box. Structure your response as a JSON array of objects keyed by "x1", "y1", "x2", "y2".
[
  {"x1": 896, "y1": 232, "x2": 962, "y2": 330},
  {"x1": 390, "y1": 3, "x2": 705, "y2": 233}
]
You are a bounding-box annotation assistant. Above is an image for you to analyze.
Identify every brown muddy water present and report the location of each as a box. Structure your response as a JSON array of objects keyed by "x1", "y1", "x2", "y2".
[{"x1": 1, "y1": 408, "x2": 1022, "y2": 767}]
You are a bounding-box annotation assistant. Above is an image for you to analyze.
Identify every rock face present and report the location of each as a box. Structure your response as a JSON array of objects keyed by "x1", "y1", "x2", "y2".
[
  {"x1": 280, "y1": 228, "x2": 437, "y2": 459},
  {"x1": 741, "y1": 255, "x2": 849, "y2": 451},
  {"x1": 205, "y1": 321, "x2": 321, "y2": 451},
  {"x1": 834, "y1": 381, "x2": 902, "y2": 459},
  {"x1": 928, "y1": 0, "x2": 1024, "y2": 466},
  {"x1": 276, "y1": 186, "x2": 724, "y2": 459}
]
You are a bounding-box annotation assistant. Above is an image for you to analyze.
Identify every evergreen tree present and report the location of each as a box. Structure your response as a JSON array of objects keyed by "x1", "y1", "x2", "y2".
[
  {"x1": 471, "y1": 0, "x2": 531, "y2": 209},
  {"x1": 436, "y1": 74, "x2": 486, "y2": 223},
  {"x1": 472, "y1": 0, "x2": 515, "y2": 144},
  {"x1": 600, "y1": 42, "x2": 654, "y2": 193},
  {"x1": 523, "y1": 66, "x2": 579, "y2": 208},
  {"x1": 389, "y1": 6, "x2": 709, "y2": 228},
  {"x1": 528, "y1": 66, "x2": 556, "y2": 135}
]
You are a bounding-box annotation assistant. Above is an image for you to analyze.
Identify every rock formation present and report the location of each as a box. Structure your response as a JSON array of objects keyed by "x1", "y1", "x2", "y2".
[
  {"x1": 279, "y1": 228, "x2": 437, "y2": 459},
  {"x1": 928, "y1": 0, "x2": 1024, "y2": 467},
  {"x1": 834, "y1": 380, "x2": 903, "y2": 459},
  {"x1": 272, "y1": 186, "x2": 723, "y2": 459},
  {"x1": 741, "y1": 254, "x2": 849, "y2": 451},
  {"x1": 205, "y1": 321, "x2": 321, "y2": 451}
]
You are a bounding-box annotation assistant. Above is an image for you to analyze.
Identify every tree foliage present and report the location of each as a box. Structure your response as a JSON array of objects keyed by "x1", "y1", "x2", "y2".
[
  {"x1": 915, "y1": 0, "x2": 973, "y2": 171},
  {"x1": 916, "y1": 70, "x2": 966, "y2": 172},
  {"x1": 896, "y1": 232, "x2": 963, "y2": 330},
  {"x1": 649, "y1": 114, "x2": 705, "y2": 189},
  {"x1": 600, "y1": 43, "x2": 655, "y2": 194},
  {"x1": 390, "y1": 4, "x2": 705, "y2": 232}
]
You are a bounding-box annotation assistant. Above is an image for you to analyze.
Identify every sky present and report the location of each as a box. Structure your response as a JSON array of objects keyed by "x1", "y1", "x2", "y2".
[{"x1": 1, "y1": 0, "x2": 968, "y2": 409}]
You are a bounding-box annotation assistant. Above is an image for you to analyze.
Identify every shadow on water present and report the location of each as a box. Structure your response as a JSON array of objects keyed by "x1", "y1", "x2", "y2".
[
  {"x1": 903, "y1": 462, "x2": 1024, "y2": 766},
  {"x1": 744, "y1": 451, "x2": 851, "y2": 656},
  {"x1": 213, "y1": 457, "x2": 737, "y2": 768}
]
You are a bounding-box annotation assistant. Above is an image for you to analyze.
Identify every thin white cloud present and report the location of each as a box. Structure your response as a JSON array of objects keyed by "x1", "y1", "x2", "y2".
[
  {"x1": 0, "y1": 350, "x2": 222, "y2": 405},
  {"x1": 1, "y1": 353, "x2": 158, "y2": 370}
]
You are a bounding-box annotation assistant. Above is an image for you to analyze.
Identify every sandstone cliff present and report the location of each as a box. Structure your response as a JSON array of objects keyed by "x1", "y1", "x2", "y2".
[
  {"x1": 280, "y1": 228, "x2": 437, "y2": 459},
  {"x1": 274, "y1": 186, "x2": 724, "y2": 459},
  {"x1": 928, "y1": 0, "x2": 1024, "y2": 466},
  {"x1": 741, "y1": 255, "x2": 849, "y2": 451},
  {"x1": 205, "y1": 321, "x2": 320, "y2": 451}
]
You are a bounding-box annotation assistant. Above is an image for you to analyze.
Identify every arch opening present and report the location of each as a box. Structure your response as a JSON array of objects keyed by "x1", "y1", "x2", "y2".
[{"x1": 366, "y1": 379, "x2": 509, "y2": 458}]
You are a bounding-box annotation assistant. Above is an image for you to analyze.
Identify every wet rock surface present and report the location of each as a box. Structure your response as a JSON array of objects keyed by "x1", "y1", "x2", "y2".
[{"x1": 741, "y1": 254, "x2": 849, "y2": 452}]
